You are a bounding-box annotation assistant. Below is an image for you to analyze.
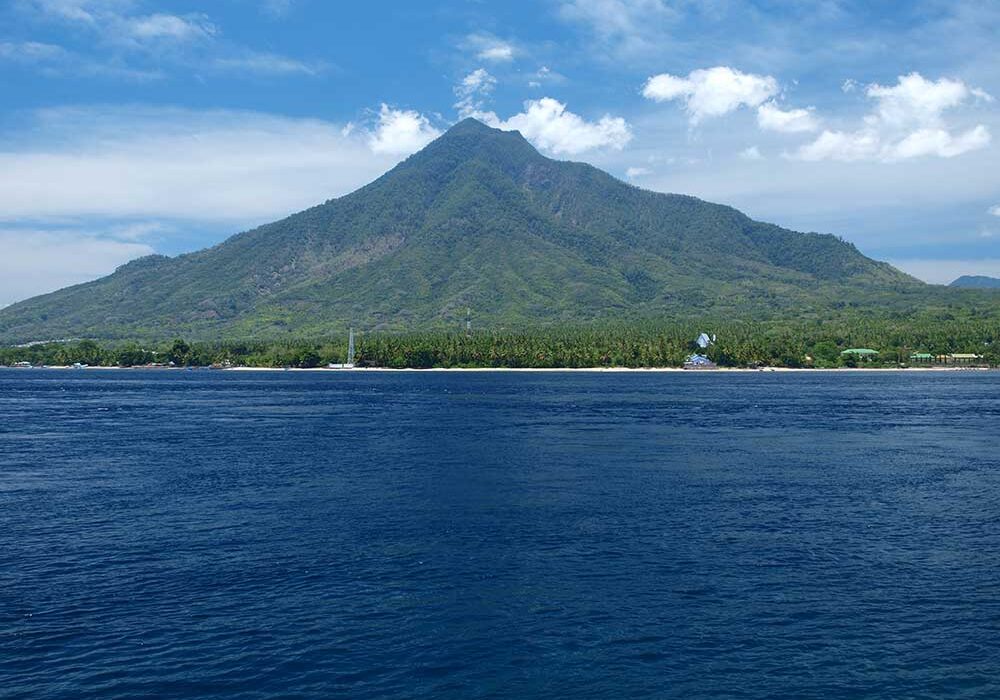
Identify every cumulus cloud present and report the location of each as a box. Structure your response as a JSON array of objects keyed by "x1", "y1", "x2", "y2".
[
  {"x1": 792, "y1": 73, "x2": 991, "y2": 162},
  {"x1": 626, "y1": 166, "x2": 651, "y2": 178},
  {"x1": 739, "y1": 146, "x2": 763, "y2": 160},
  {"x1": 0, "y1": 228, "x2": 154, "y2": 307},
  {"x1": 368, "y1": 104, "x2": 442, "y2": 155},
  {"x1": 478, "y1": 98, "x2": 632, "y2": 155},
  {"x1": 450, "y1": 70, "x2": 629, "y2": 155},
  {"x1": 756, "y1": 101, "x2": 819, "y2": 133},
  {"x1": 642, "y1": 66, "x2": 779, "y2": 123},
  {"x1": 867, "y1": 73, "x2": 984, "y2": 129},
  {"x1": 0, "y1": 106, "x2": 399, "y2": 222},
  {"x1": 989, "y1": 205, "x2": 1000, "y2": 217}
]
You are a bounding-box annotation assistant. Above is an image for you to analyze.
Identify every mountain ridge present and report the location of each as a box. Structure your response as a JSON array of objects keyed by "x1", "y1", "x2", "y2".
[
  {"x1": 0, "y1": 117, "x2": 958, "y2": 343},
  {"x1": 950, "y1": 275, "x2": 1000, "y2": 289}
]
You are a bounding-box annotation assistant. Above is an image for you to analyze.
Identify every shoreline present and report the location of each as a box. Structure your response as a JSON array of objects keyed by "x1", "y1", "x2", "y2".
[
  {"x1": 3, "y1": 365, "x2": 992, "y2": 373},
  {"x1": 225, "y1": 366, "x2": 994, "y2": 373}
]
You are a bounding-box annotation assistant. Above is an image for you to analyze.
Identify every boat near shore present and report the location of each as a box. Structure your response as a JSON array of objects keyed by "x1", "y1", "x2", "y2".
[{"x1": 327, "y1": 328, "x2": 355, "y2": 369}]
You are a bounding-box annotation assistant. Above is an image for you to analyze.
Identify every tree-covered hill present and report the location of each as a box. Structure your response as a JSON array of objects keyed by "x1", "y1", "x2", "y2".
[
  {"x1": 951, "y1": 275, "x2": 1000, "y2": 289},
  {"x1": 1, "y1": 118, "x2": 996, "y2": 343}
]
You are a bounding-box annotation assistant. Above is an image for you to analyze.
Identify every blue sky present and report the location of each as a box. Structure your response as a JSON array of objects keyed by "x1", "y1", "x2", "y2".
[{"x1": 1, "y1": 0, "x2": 999, "y2": 305}]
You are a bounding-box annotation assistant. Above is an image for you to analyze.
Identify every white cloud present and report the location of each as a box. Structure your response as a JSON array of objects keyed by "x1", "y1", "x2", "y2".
[
  {"x1": 867, "y1": 73, "x2": 981, "y2": 129},
  {"x1": 626, "y1": 166, "x2": 651, "y2": 178},
  {"x1": 793, "y1": 73, "x2": 991, "y2": 162},
  {"x1": 559, "y1": 0, "x2": 671, "y2": 34},
  {"x1": 989, "y1": 205, "x2": 1000, "y2": 217},
  {"x1": 462, "y1": 33, "x2": 516, "y2": 63},
  {"x1": 451, "y1": 69, "x2": 629, "y2": 156},
  {"x1": 885, "y1": 126, "x2": 990, "y2": 160},
  {"x1": 0, "y1": 40, "x2": 162, "y2": 80},
  {"x1": 30, "y1": 2, "x2": 216, "y2": 46},
  {"x1": 642, "y1": 66, "x2": 779, "y2": 123},
  {"x1": 479, "y1": 98, "x2": 632, "y2": 155},
  {"x1": 642, "y1": 74, "x2": 692, "y2": 101},
  {"x1": 793, "y1": 129, "x2": 880, "y2": 162},
  {"x1": 0, "y1": 106, "x2": 399, "y2": 222},
  {"x1": 479, "y1": 47, "x2": 512, "y2": 62},
  {"x1": 739, "y1": 146, "x2": 763, "y2": 160},
  {"x1": 0, "y1": 228, "x2": 154, "y2": 307},
  {"x1": 971, "y1": 88, "x2": 995, "y2": 103},
  {"x1": 124, "y1": 13, "x2": 215, "y2": 43},
  {"x1": 557, "y1": 0, "x2": 675, "y2": 55},
  {"x1": 213, "y1": 52, "x2": 323, "y2": 76},
  {"x1": 527, "y1": 65, "x2": 564, "y2": 89},
  {"x1": 756, "y1": 101, "x2": 819, "y2": 133},
  {"x1": 0, "y1": 104, "x2": 420, "y2": 306},
  {"x1": 367, "y1": 104, "x2": 442, "y2": 155},
  {"x1": 0, "y1": 40, "x2": 67, "y2": 62},
  {"x1": 478, "y1": 43, "x2": 514, "y2": 62},
  {"x1": 17, "y1": 0, "x2": 316, "y2": 80},
  {"x1": 25, "y1": 0, "x2": 115, "y2": 24},
  {"x1": 454, "y1": 68, "x2": 497, "y2": 117}
]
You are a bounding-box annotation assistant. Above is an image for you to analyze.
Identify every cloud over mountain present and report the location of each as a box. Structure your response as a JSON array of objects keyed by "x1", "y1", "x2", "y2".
[{"x1": 793, "y1": 73, "x2": 992, "y2": 162}]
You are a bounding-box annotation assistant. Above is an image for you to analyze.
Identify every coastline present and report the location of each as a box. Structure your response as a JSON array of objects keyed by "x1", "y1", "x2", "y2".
[
  {"x1": 224, "y1": 366, "x2": 994, "y2": 373},
  {"x1": 4, "y1": 365, "x2": 992, "y2": 373}
]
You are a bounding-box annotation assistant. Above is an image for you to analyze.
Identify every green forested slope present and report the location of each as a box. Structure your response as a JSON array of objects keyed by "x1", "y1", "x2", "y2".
[{"x1": 1, "y1": 118, "x2": 992, "y2": 343}]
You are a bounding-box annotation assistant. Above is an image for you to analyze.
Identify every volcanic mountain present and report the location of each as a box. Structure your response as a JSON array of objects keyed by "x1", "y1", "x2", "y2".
[{"x1": 0, "y1": 118, "x2": 930, "y2": 342}]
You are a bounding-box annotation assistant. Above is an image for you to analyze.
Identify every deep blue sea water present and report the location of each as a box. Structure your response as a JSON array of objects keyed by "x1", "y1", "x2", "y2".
[{"x1": 2, "y1": 369, "x2": 999, "y2": 699}]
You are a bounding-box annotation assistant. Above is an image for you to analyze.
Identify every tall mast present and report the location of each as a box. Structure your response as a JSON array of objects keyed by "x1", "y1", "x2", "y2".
[{"x1": 347, "y1": 328, "x2": 355, "y2": 365}]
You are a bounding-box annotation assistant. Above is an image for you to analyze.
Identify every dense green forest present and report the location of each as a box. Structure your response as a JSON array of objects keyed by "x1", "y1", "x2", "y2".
[
  {"x1": 3, "y1": 315, "x2": 997, "y2": 369},
  {"x1": 0, "y1": 119, "x2": 955, "y2": 344}
]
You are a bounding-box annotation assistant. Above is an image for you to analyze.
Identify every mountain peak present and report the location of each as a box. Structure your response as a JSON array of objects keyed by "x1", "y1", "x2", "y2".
[
  {"x1": 0, "y1": 117, "x2": 924, "y2": 342},
  {"x1": 401, "y1": 116, "x2": 541, "y2": 175},
  {"x1": 950, "y1": 275, "x2": 1000, "y2": 289},
  {"x1": 437, "y1": 117, "x2": 530, "y2": 147},
  {"x1": 447, "y1": 117, "x2": 496, "y2": 133}
]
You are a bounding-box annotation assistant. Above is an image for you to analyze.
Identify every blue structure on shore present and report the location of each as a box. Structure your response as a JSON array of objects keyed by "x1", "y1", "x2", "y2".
[{"x1": 684, "y1": 353, "x2": 716, "y2": 369}]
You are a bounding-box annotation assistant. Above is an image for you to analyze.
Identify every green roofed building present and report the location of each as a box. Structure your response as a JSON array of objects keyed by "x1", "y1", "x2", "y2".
[
  {"x1": 910, "y1": 353, "x2": 934, "y2": 362},
  {"x1": 841, "y1": 348, "x2": 879, "y2": 356}
]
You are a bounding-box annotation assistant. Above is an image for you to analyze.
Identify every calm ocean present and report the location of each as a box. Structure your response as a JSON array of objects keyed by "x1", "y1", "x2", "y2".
[{"x1": 2, "y1": 369, "x2": 998, "y2": 699}]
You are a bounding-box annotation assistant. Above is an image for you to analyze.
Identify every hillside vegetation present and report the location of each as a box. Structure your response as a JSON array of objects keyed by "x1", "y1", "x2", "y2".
[
  {"x1": 2, "y1": 118, "x2": 999, "y2": 343},
  {"x1": 3, "y1": 315, "x2": 997, "y2": 369}
]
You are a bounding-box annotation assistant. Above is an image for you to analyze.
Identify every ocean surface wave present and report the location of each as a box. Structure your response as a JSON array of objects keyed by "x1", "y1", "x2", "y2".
[{"x1": 2, "y1": 370, "x2": 999, "y2": 698}]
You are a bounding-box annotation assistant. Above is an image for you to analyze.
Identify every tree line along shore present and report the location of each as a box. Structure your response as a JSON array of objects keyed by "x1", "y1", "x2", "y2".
[{"x1": 2, "y1": 318, "x2": 998, "y2": 369}]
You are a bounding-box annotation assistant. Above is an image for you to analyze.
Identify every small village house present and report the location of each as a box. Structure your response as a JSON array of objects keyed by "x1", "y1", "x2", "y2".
[{"x1": 684, "y1": 353, "x2": 717, "y2": 369}]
